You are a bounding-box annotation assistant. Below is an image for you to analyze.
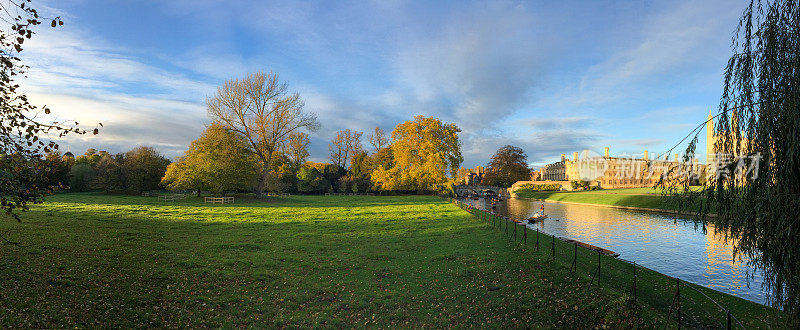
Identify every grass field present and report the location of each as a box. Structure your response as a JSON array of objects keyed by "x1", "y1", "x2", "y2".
[{"x1": 0, "y1": 193, "x2": 779, "y2": 327}]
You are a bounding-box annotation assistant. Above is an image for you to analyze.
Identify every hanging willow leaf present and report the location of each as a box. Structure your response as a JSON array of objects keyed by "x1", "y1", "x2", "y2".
[{"x1": 667, "y1": 0, "x2": 800, "y2": 326}]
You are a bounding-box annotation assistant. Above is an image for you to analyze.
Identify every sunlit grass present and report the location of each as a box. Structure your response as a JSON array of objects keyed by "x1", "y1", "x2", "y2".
[
  {"x1": 515, "y1": 187, "x2": 708, "y2": 212},
  {"x1": 0, "y1": 193, "x2": 701, "y2": 327}
]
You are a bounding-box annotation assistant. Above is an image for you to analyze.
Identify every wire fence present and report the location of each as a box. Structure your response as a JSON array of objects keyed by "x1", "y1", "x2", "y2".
[{"x1": 448, "y1": 197, "x2": 763, "y2": 329}]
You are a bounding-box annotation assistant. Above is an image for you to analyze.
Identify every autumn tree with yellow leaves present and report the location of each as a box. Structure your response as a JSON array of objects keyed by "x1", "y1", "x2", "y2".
[
  {"x1": 372, "y1": 116, "x2": 463, "y2": 192},
  {"x1": 161, "y1": 124, "x2": 259, "y2": 196}
]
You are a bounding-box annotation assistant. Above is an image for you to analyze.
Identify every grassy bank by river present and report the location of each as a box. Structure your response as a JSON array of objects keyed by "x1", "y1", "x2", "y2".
[
  {"x1": 514, "y1": 188, "x2": 693, "y2": 213},
  {"x1": 0, "y1": 193, "x2": 781, "y2": 327}
]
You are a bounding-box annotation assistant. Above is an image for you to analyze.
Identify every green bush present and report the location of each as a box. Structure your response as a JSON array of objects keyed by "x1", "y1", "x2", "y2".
[
  {"x1": 570, "y1": 180, "x2": 590, "y2": 190},
  {"x1": 514, "y1": 183, "x2": 561, "y2": 192}
]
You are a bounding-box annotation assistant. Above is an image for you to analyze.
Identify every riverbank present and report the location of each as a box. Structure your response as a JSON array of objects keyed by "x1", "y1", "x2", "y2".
[
  {"x1": 2, "y1": 193, "x2": 672, "y2": 328},
  {"x1": 514, "y1": 188, "x2": 707, "y2": 216},
  {"x1": 454, "y1": 198, "x2": 786, "y2": 328}
]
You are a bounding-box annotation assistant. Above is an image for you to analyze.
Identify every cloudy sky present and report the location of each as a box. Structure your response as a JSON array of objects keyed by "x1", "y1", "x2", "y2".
[{"x1": 22, "y1": 0, "x2": 746, "y2": 167}]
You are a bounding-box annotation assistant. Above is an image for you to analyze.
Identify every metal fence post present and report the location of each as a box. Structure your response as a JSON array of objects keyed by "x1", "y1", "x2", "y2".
[
  {"x1": 571, "y1": 242, "x2": 577, "y2": 273},
  {"x1": 514, "y1": 222, "x2": 517, "y2": 241},
  {"x1": 523, "y1": 226, "x2": 527, "y2": 245},
  {"x1": 633, "y1": 261, "x2": 637, "y2": 303},
  {"x1": 726, "y1": 310, "x2": 731, "y2": 330},
  {"x1": 597, "y1": 250, "x2": 601, "y2": 283},
  {"x1": 536, "y1": 228, "x2": 539, "y2": 252},
  {"x1": 677, "y1": 278, "x2": 681, "y2": 329}
]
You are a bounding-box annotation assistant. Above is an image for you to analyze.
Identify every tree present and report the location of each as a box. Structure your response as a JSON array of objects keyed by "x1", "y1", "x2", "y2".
[
  {"x1": 122, "y1": 146, "x2": 170, "y2": 194},
  {"x1": 207, "y1": 72, "x2": 319, "y2": 198},
  {"x1": 368, "y1": 126, "x2": 389, "y2": 152},
  {"x1": 0, "y1": 1, "x2": 95, "y2": 222},
  {"x1": 69, "y1": 163, "x2": 95, "y2": 192},
  {"x1": 39, "y1": 151, "x2": 71, "y2": 190},
  {"x1": 161, "y1": 124, "x2": 258, "y2": 196},
  {"x1": 481, "y1": 145, "x2": 531, "y2": 187},
  {"x1": 665, "y1": 0, "x2": 800, "y2": 324},
  {"x1": 329, "y1": 133, "x2": 346, "y2": 168},
  {"x1": 92, "y1": 154, "x2": 123, "y2": 193},
  {"x1": 328, "y1": 129, "x2": 363, "y2": 168},
  {"x1": 285, "y1": 132, "x2": 310, "y2": 169},
  {"x1": 296, "y1": 166, "x2": 326, "y2": 194},
  {"x1": 348, "y1": 151, "x2": 372, "y2": 178},
  {"x1": 372, "y1": 115, "x2": 463, "y2": 192}
]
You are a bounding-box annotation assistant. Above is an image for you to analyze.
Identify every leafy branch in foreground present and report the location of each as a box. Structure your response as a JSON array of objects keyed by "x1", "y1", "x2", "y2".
[{"x1": 0, "y1": 0, "x2": 98, "y2": 222}]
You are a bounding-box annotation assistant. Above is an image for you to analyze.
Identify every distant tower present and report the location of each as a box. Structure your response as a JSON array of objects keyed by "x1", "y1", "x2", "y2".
[
  {"x1": 604, "y1": 147, "x2": 610, "y2": 158},
  {"x1": 706, "y1": 110, "x2": 715, "y2": 162}
]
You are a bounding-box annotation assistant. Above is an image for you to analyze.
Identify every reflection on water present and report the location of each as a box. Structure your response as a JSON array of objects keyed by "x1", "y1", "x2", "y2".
[{"x1": 463, "y1": 197, "x2": 765, "y2": 304}]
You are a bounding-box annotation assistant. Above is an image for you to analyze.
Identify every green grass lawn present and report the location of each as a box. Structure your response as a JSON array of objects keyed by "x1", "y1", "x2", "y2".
[
  {"x1": 0, "y1": 193, "x2": 778, "y2": 327},
  {"x1": 515, "y1": 187, "x2": 706, "y2": 213}
]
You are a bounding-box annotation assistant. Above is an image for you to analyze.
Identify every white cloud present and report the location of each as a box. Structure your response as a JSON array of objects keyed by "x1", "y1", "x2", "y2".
[
  {"x1": 393, "y1": 2, "x2": 547, "y2": 132},
  {"x1": 546, "y1": 0, "x2": 741, "y2": 108}
]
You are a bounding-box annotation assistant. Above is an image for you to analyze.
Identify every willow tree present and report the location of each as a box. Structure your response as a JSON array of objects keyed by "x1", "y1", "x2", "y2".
[
  {"x1": 668, "y1": 0, "x2": 800, "y2": 324},
  {"x1": 207, "y1": 72, "x2": 319, "y2": 198}
]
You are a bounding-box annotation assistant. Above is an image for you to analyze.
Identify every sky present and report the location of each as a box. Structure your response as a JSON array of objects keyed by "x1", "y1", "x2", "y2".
[{"x1": 21, "y1": 0, "x2": 748, "y2": 168}]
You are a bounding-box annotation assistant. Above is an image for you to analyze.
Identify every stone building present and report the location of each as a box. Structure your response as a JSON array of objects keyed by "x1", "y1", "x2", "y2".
[
  {"x1": 535, "y1": 147, "x2": 703, "y2": 189},
  {"x1": 540, "y1": 154, "x2": 567, "y2": 181},
  {"x1": 461, "y1": 166, "x2": 485, "y2": 185}
]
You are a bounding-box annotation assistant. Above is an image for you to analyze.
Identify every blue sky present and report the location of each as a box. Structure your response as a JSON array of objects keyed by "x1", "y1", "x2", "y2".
[{"x1": 23, "y1": 0, "x2": 746, "y2": 167}]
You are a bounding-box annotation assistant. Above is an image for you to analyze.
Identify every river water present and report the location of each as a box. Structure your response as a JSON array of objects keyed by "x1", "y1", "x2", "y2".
[{"x1": 460, "y1": 196, "x2": 766, "y2": 305}]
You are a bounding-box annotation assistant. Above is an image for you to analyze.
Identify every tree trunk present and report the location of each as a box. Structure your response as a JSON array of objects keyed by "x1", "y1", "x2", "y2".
[
  {"x1": 256, "y1": 167, "x2": 268, "y2": 199},
  {"x1": 197, "y1": 189, "x2": 201, "y2": 197},
  {"x1": 255, "y1": 152, "x2": 274, "y2": 199}
]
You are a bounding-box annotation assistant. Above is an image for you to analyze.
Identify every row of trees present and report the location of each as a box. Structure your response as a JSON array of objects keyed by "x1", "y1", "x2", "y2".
[
  {"x1": 163, "y1": 114, "x2": 464, "y2": 195},
  {"x1": 62, "y1": 147, "x2": 171, "y2": 194},
  {"x1": 160, "y1": 72, "x2": 466, "y2": 196}
]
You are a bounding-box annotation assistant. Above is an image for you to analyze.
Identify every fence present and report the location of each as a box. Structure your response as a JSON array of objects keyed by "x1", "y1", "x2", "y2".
[
  {"x1": 158, "y1": 194, "x2": 186, "y2": 202},
  {"x1": 265, "y1": 192, "x2": 291, "y2": 197},
  {"x1": 324, "y1": 193, "x2": 375, "y2": 196},
  {"x1": 204, "y1": 196, "x2": 234, "y2": 204},
  {"x1": 448, "y1": 198, "x2": 765, "y2": 329}
]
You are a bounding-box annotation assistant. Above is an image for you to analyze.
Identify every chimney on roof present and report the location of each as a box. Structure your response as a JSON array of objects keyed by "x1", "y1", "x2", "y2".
[
  {"x1": 561, "y1": 154, "x2": 566, "y2": 162},
  {"x1": 604, "y1": 147, "x2": 610, "y2": 158},
  {"x1": 643, "y1": 150, "x2": 649, "y2": 160},
  {"x1": 573, "y1": 151, "x2": 579, "y2": 162}
]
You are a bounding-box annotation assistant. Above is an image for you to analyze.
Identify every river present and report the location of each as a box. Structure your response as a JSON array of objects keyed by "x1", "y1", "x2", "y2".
[{"x1": 460, "y1": 196, "x2": 767, "y2": 305}]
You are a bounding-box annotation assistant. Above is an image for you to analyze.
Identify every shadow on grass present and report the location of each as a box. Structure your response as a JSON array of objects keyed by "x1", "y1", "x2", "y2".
[
  {"x1": 1, "y1": 194, "x2": 644, "y2": 328},
  {"x1": 45, "y1": 192, "x2": 445, "y2": 209}
]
